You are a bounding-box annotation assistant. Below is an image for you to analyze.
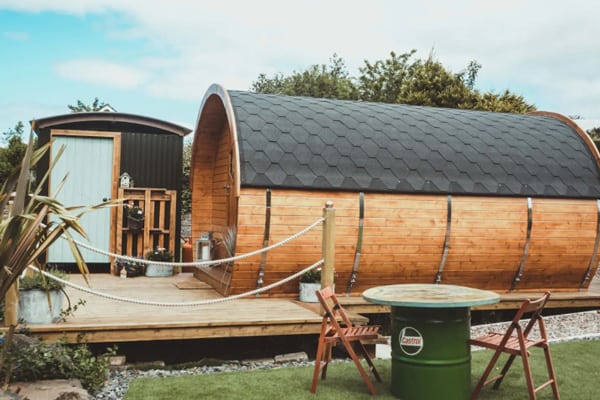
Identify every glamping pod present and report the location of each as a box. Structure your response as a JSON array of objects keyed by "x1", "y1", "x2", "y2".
[
  {"x1": 33, "y1": 112, "x2": 191, "y2": 273},
  {"x1": 191, "y1": 84, "x2": 600, "y2": 297}
]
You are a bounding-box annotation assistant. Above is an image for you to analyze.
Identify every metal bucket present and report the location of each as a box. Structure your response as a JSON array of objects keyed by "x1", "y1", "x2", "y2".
[
  {"x1": 145, "y1": 264, "x2": 173, "y2": 277},
  {"x1": 391, "y1": 306, "x2": 471, "y2": 399},
  {"x1": 18, "y1": 289, "x2": 63, "y2": 324}
]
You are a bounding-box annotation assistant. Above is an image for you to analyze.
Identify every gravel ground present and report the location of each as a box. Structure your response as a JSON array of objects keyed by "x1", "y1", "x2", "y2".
[
  {"x1": 92, "y1": 309, "x2": 600, "y2": 400},
  {"x1": 470, "y1": 309, "x2": 600, "y2": 344}
]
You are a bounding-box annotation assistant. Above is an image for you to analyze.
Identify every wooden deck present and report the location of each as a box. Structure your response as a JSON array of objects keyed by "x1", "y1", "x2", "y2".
[{"x1": 7, "y1": 273, "x2": 600, "y2": 344}]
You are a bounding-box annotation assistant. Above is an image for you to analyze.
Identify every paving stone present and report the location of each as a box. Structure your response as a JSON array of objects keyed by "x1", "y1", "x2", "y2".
[
  {"x1": 274, "y1": 351, "x2": 308, "y2": 363},
  {"x1": 9, "y1": 379, "x2": 90, "y2": 400}
]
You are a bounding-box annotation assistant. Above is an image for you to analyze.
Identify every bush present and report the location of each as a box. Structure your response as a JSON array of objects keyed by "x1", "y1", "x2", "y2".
[
  {"x1": 300, "y1": 268, "x2": 321, "y2": 283},
  {"x1": 19, "y1": 269, "x2": 67, "y2": 291},
  {"x1": 1, "y1": 337, "x2": 114, "y2": 393},
  {"x1": 146, "y1": 247, "x2": 173, "y2": 262}
]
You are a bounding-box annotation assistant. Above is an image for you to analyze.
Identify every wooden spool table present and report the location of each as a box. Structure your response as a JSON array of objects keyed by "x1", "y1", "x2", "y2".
[{"x1": 363, "y1": 284, "x2": 500, "y2": 400}]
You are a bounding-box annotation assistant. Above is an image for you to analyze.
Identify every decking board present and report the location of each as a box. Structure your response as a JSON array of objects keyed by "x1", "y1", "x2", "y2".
[
  {"x1": 5, "y1": 273, "x2": 599, "y2": 344},
  {"x1": 14, "y1": 273, "x2": 323, "y2": 343}
]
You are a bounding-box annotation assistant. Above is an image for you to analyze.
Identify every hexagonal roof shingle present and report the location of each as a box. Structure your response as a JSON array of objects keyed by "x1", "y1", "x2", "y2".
[{"x1": 229, "y1": 90, "x2": 600, "y2": 198}]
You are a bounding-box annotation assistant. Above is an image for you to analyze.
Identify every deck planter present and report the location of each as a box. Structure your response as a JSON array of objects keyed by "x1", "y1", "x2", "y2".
[
  {"x1": 299, "y1": 283, "x2": 321, "y2": 303},
  {"x1": 18, "y1": 289, "x2": 63, "y2": 324},
  {"x1": 145, "y1": 264, "x2": 173, "y2": 277}
]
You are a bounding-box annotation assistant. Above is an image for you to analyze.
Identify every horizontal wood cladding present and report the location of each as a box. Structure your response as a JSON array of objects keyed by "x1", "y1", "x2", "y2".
[
  {"x1": 222, "y1": 189, "x2": 600, "y2": 296},
  {"x1": 520, "y1": 199, "x2": 597, "y2": 289}
]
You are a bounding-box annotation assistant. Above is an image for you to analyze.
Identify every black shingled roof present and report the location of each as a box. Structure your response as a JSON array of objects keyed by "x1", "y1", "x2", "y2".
[{"x1": 228, "y1": 90, "x2": 600, "y2": 198}]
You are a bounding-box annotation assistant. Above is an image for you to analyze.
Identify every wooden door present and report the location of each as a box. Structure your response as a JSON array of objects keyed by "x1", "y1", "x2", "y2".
[{"x1": 48, "y1": 131, "x2": 118, "y2": 264}]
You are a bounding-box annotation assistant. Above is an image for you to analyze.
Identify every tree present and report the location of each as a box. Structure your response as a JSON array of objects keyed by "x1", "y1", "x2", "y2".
[
  {"x1": 358, "y1": 50, "x2": 416, "y2": 103},
  {"x1": 181, "y1": 139, "x2": 192, "y2": 214},
  {"x1": 68, "y1": 97, "x2": 108, "y2": 112},
  {"x1": 251, "y1": 54, "x2": 358, "y2": 100},
  {"x1": 2, "y1": 121, "x2": 24, "y2": 144},
  {"x1": 396, "y1": 54, "x2": 477, "y2": 108},
  {"x1": 587, "y1": 127, "x2": 600, "y2": 142},
  {"x1": 471, "y1": 90, "x2": 535, "y2": 114},
  {"x1": 0, "y1": 122, "x2": 27, "y2": 185},
  {"x1": 252, "y1": 50, "x2": 536, "y2": 114}
]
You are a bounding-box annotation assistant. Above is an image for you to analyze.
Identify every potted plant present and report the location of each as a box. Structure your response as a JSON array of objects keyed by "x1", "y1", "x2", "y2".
[
  {"x1": 127, "y1": 205, "x2": 144, "y2": 231},
  {"x1": 299, "y1": 268, "x2": 322, "y2": 302},
  {"x1": 144, "y1": 247, "x2": 174, "y2": 277},
  {"x1": 18, "y1": 269, "x2": 67, "y2": 324},
  {"x1": 115, "y1": 258, "x2": 145, "y2": 277}
]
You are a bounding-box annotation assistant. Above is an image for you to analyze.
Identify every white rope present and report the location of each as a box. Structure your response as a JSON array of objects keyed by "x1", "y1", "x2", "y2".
[
  {"x1": 27, "y1": 260, "x2": 323, "y2": 307},
  {"x1": 70, "y1": 217, "x2": 325, "y2": 268}
]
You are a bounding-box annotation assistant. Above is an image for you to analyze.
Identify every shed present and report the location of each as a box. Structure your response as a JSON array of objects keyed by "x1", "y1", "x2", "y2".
[
  {"x1": 190, "y1": 84, "x2": 600, "y2": 297},
  {"x1": 33, "y1": 112, "x2": 191, "y2": 273}
]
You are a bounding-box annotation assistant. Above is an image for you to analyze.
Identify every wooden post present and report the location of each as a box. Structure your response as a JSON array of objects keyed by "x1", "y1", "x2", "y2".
[
  {"x1": 322, "y1": 201, "x2": 336, "y2": 290},
  {"x1": 3, "y1": 192, "x2": 18, "y2": 328}
]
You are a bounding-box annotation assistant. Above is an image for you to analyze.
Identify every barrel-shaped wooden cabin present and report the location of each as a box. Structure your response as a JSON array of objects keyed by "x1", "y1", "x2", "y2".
[{"x1": 191, "y1": 84, "x2": 600, "y2": 297}]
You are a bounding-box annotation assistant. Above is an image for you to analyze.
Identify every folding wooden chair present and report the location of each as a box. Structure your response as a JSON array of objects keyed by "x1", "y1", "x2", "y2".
[
  {"x1": 311, "y1": 286, "x2": 382, "y2": 395},
  {"x1": 469, "y1": 291, "x2": 560, "y2": 400}
]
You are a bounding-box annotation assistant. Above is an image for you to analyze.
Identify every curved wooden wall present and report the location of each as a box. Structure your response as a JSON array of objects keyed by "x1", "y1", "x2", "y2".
[
  {"x1": 191, "y1": 93, "x2": 238, "y2": 275},
  {"x1": 227, "y1": 188, "x2": 599, "y2": 296}
]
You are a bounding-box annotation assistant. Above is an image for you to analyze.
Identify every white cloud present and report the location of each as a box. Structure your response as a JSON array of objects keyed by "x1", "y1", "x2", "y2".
[
  {"x1": 3, "y1": 0, "x2": 600, "y2": 117},
  {"x1": 54, "y1": 59, "x2": 147, "y2": 89}
]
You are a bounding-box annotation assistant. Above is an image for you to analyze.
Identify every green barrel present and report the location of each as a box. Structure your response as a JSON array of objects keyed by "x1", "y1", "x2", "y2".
[{"x1": 390, "y1": 306, "x2": 471, "y2": 399}]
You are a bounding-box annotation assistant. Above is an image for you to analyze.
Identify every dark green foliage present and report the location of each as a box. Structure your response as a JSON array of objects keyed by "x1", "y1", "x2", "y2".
[
  {"x1": 253, "y1": 50, "x2": 536, "y2": 114},
  {"x1": 587, "y1": 127, "x2": 600, "y2": 141},
  {"x1": 19, "y1": 269, "x2": 67, "y2": 292},
  {"x1": 181, "y1": 139, "x2": 192, "y2": 214},
  {"x1": 395, "y1": 54, "x2": 476, "y2": 108},
  {"x1": 146, "y1": 247, "x2": 174, "y2": 261},
  {"x1": 252, "y1": 54, "x2": 358, "y2": 100},
  {"x1": 2, "y1": 339, "x2": 114, "y2": 392},
  {"x1": 67, "y1": 98, "x2": 108, "y2": 112},
  {"x1": 358, "y1": 50, "x2": 417, "y2": 103},
  {"x1": 0, "y1": 122, "x2": 28, "y2": 185},
  {"x1": 300, "y1": 268, "x2": 321, "y2": 283},
  {"x1": 470, "y1": 90, "x2": 535, "y2": 113}
]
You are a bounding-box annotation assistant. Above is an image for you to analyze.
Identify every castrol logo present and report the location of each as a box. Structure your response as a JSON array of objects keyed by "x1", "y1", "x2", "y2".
[{"x1": 399, "y1": 327, "x2": 423, "y2": 356}]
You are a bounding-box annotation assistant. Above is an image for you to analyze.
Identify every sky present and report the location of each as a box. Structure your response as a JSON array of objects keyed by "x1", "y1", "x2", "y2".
[{"x1": 1, "y1": 0, "x2": 600, "y2": 134}]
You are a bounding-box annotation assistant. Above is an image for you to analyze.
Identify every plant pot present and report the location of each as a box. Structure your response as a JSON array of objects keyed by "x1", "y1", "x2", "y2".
[
  {"x1": 116, "y1": 261, "x2": 145, "y2": 277},
  {"x1": 145, "y1": 264, "x2": 173, "y2": 277},
  {"x1": 18, "y1": 289, "x2": 63, "y2": 324},
  {"x1": 127, "y1": 216, "x2": 144, "y2": 232},
  {"x1": 299, "y1": 282, "x2": 322, "y2": 302}
]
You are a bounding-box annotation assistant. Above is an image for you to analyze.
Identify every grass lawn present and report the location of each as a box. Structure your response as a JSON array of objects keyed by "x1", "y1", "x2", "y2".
[{"x1": 123, "y1": 339, "x2": 599, "y2": 399}]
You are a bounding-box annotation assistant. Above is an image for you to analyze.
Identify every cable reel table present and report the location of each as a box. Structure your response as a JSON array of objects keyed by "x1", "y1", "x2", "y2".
[{"x1": 363, "y1": 284, "x2": 500, "y2": 399}]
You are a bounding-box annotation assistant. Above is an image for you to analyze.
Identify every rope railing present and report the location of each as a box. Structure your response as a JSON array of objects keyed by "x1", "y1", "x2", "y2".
[
  {"x1": 68, "y1": 217, "x2": 325, "y2": 268},
  {"x1": 27, "y1": 260, "x2": 323, "y2": 307},
  {"x1": 26, "y1": 216, "x2": 328, "y2": 306}
]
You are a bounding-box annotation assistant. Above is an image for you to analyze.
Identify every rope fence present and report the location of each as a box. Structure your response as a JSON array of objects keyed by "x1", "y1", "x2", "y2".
[
  {"x1": 70, "y1": 217, "x2": 325, "y2": 268},
  {"x1": 27, "y1": 260, "x2": 323, "y2": 307},
  {"x1": 26, "y1": 216, "x2": 328, "y2": 307}
]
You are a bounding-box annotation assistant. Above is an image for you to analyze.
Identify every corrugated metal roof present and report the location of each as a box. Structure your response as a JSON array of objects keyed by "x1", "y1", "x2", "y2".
[
  {"x1": 227, "y1": 90, "x2": 600, "y2": 198},
  {"x1": 33, "y1": 112, "x2": 191, "y2": 137}
]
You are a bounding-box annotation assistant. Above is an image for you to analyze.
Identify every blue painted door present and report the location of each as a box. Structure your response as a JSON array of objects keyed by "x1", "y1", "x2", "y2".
[{"x1": 48, "y1": 135, "x2": 114, "y2": 263}]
